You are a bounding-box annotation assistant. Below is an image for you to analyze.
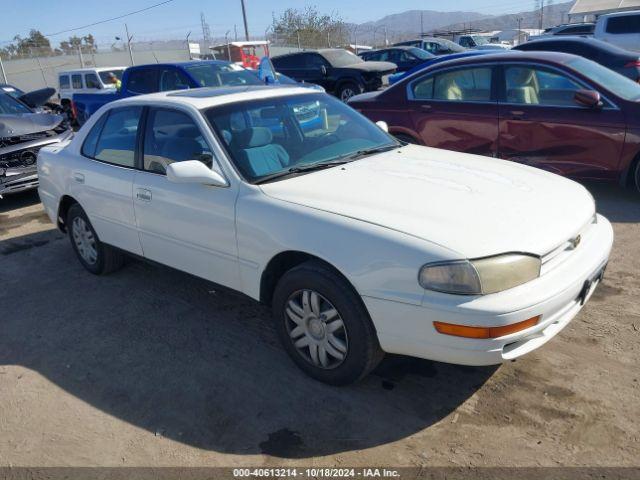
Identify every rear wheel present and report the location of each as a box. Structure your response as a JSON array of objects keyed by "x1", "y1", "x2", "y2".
[
  {"x1": 272, "y1": 261, "x2": 383, "y2": 385},
  {"x1": 633, "y1": 158, "x2": 640, "y2": 194},
  {"x1": 67, "y1": 203, "x2": 124, "y2": 275}
]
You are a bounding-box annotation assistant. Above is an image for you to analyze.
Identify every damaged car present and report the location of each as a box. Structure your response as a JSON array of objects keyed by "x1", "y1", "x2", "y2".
[{"x1": 1, "y1": 91, "x2": 72, "y2": 197}]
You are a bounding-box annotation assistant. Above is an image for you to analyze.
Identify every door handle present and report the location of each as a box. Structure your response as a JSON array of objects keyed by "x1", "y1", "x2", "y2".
[
  {"x1": 73, "y1": 172, "x2": 85, "y2": 184},
  {"x1": 420, "y1": 104, "x2": 433, "y2": 112},
  {"x1": 510, "y1": 110, "x2": 525, "y2": 120},
  {"x1": 136, "y1": 188, "x2": 152, "y2": 202}
]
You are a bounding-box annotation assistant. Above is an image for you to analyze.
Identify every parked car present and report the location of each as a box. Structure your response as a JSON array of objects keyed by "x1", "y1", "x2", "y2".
[
  {"x1": 394, "y1": 37, "x2": 467, "y2": 55},
  {"x1": 271, "y1": 49, "x2": 396, "y2": 102},
  {"x1": 359, "y1": 46, "x2": 435, "y2": 72},
  {"x1": 0, "y1": 91, "x2": 72, "y2": 196},
  {"x1": 594, "y1": 10, "x2": 640, "y2": 52},
  {"x1": 388, "y1": 50, "x2": 502, "y2": 85},
  {"x1": 71, "y1": 61, "x2": 263, "y2": 125},
  {"x1": 529, "y1": 22, "x2": 595, "y2": 41},
  {"x1": 514, "y1": 37, "x2": 640, "y2": 83},
  {"x1": 1, "y1": 83, "x2": 63, "y2": 114},
  {"x1": 348, "y1": 51, "x2": 640, "y2": 193},
  {"x1": 59, "y1": 67, "x2": 126, "y2": 117},
  {"x1": 455, "y1": 34, "x2": 510, "y2": 50},
  {"x1": 38, "y1": 85, "x2": 613, "y2": 384}
]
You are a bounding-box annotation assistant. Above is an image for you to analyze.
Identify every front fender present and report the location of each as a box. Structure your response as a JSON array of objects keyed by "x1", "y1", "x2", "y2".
[{"x1": 235, "y1": 188, "x2": 460, "y2": 306}]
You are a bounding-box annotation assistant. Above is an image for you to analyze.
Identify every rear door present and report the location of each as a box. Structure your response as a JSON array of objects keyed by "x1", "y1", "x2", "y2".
[
  {"x1": 73, "y1": 106, "x2": 143, "y2": 254},
  {"x1": 497, "y1": 63, "x2": 626, "y2": 180},
  {"x1": 406, "y1": 64, "x2": 499, "y2": 157}
]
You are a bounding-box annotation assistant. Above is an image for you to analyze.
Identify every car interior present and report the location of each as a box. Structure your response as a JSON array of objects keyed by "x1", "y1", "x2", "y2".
[{"x1": 505, "y1": 67, "x2": 580, "y2": 106}]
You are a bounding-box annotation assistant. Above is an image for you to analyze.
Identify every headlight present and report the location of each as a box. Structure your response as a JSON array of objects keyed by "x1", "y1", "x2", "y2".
[{"x1": 419, "y1": 253, "x2": 541, "y2": 295}]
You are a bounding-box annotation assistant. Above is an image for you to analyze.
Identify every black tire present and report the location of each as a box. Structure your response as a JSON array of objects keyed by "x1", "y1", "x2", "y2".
[
  {"x1": 66, "y1": 203, "x2": 124, "y2": 275},
  {"x1": 337, "y1": 82, "x2": 361, "y2": 102},
  {"x1": 633, "y1": 158, "x2": 640, "y2": 195},
  {"x1": 394, "y1": 133, "x2": 418, "y2": 145},
  {"x1": 272, "y1": 260, "x2": 384, "y2": 385}
]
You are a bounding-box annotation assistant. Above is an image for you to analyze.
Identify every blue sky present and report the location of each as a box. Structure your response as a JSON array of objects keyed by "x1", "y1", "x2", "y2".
[{"x1": 1, "y1": 0, "x2": 538, "y2": 47}]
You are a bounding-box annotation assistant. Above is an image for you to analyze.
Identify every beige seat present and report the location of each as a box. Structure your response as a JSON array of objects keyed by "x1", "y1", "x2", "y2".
[
  {"x1": 506, "y1": 68, "x2": 539, "y2": 105},
  {"x1": 434, "y1": 75, "x2": 463, "y2": 100}
]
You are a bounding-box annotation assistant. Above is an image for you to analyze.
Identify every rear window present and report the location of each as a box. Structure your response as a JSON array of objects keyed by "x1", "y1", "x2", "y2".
[
  {"x1": 59, "y1": 75, "x2": 70, "y2": 89},
  {"x1": 127, "y1": 68, "x2": 158, "y2": 94},
  {"x1": 605, "y1": 15, "x2": 640, "y2": 34}
]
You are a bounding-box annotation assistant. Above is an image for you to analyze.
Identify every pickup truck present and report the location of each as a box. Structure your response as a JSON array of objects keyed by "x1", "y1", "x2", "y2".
[{"x1": 72, "y1": 60, "x2": 263, "y2": 125}]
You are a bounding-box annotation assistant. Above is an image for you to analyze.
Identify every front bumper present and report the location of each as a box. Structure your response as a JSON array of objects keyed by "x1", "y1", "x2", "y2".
[{"x1": 364, "y1": 214, "x2": 614, "y2": 366}]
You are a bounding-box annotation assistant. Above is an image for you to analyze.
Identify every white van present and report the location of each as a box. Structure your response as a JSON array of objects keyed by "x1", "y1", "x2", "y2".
[
  {"x1": 594, "y1": 10, "x2": 640, "y2": 52},
  {"x1": 57, "y1": 67, "x2": 126, "y2": 107}
]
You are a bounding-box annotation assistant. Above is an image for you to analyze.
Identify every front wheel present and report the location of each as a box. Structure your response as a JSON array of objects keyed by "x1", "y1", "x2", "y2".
[
  {"x1": 633, "y1": 159, "x2": 640, "y2": 194},
  {"x1": 67, "y1": 203, "x2": 124, "y2": 275},
  {"x1": 337, "y1": 82, "x2": 361, "y2": 102},
  {"x1": 272, "y1": 261, "x2": 383, "y2": 385}
]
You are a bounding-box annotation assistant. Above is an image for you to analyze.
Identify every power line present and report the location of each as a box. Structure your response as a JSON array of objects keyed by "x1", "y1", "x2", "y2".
[{"x1": 43, "y1": 0, "x2": 179, "y2": 37}]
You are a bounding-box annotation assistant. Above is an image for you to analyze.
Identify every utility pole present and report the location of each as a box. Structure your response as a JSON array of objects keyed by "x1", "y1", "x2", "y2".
[
  {"x1": 77, "y1": 44, "x2": 85, "y2": 68},
  {"x1": 225, "y1": 31, "x2": 231, "y2": 59},
  {"x1": 125, "y1": 24, "x2": 135, "y2": 65},
  {"x1": 234, "y1": 24, "x2": 238, "y2": 41},
  {"x1": 186, "y1": 32, "x2": 192, "y2": 60},
  {"x1": 240, "y1": 0, "x2": 250, "y2": 41},
  {"x1": 538, "y1": 0, "x2": 545, "y2": 29},
  {"x1": 201, "y1": 12, "x2": 212, "y2": 49},
  {"x1": 517, "y1": 17, "x2": 523, "y2": 45},
  {"x1": 384, "y1": 26, "x2": 388, "y2": 46},
  {"x1": 0, "y1": 53, "x2": 8, "y2": 83},
  {"x1": 420, "y1": 12, "x2": 424, "y2": 36}
]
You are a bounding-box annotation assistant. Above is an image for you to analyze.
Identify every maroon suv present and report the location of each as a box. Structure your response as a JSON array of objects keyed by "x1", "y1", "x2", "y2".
[{"x1": 349, "y1": 51, "x2": 640, "y2": 193}]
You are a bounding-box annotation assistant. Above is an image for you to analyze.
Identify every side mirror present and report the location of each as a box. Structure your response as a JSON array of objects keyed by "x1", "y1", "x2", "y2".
[
  {"x1": 376, "y1": 120, "x2": 389, "y2": 133},
  {"x1": 574, "y1": 89, "x2": 602, "y2": 109},
  {"x1": 166, "y1": 160, "x2": 228, "y2": 187},
  {"x1": 321, "y1": 65, "x2": 327, "y2": 76}
]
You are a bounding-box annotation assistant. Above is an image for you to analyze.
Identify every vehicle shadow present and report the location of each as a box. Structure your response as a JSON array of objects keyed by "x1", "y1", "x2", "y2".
[
  {"x1": 581, "y1": 181, "x2": 640, "y2": 223},
  {"x1": 0, "y1": 229, "x2": 496, "y2": 458},
  {"x1": 0, "y1": 189, "x2": 41, "y2": 213}
]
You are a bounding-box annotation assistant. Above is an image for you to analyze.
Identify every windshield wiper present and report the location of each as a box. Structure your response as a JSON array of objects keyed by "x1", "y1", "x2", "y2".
[
  {"x1": 344, "y1": 144, "x2": 399, "y2": 160},
  {"x1": 254, "y1": 160, "x2": 349, "y2": 185}
]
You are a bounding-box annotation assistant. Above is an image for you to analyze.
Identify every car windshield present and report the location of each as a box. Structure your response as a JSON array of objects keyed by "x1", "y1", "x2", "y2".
[
  {"x1": 409, "y1": 48, "x2": 434, "y2": 60},
  {"x1": 433, "y1": 38, "x2": 466, "y2": 52},
  {"x1": 320, "y1": 50, "x2": 364, "y2": 67},
  {"x1": 204, "y1": 93, "x2": 398, "y2": 183},
  {"x1": 0, "y1": 92, "x2": 31, "y2": 114},
  {"x1": 1, "y1": 85, "x2": 25, "y2": 99},
  {"x1": 567, "y1": 57, "x2": 640, "y2": 101},
  {"x1": 471, "y1": 36, "x2": 490, "y2": 45},
  {"x1": 98, "y1": 69, "x2": 125, "y2": 84},
  {"x1": 185, "y1": 63, "x2": 263, "y2": 87}
]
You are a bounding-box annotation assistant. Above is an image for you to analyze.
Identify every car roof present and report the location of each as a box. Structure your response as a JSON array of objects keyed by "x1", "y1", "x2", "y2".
[
  {"x1": 128, "y1": 60, "x2": 233, "y2": 69},
  {"x1": 521, "y1": 36, "x2": 636, "y2": 55},
  {"x1": 59, "y1": 67, "x2": 127, "y2": 74},
  {"x1": 110, "y1": 85, "x2": 316, "y2": 110},
  {"x1": 599, "y1": 9, "x2": 640, "y2": 17},
  {"x1": 425, "y1": 50, "x2": 579, "y2": 67},
  {"x1": 364, "y1": 46, "x2": 416, "y2": 53}
]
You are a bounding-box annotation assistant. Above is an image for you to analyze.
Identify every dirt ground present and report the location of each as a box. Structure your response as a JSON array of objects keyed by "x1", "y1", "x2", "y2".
[{"x1": 0, "y1": 183, "x2": 638, "y2": 469}]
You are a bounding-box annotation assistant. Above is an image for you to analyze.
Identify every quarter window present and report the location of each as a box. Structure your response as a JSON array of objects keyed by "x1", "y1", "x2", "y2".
[
  {"x1": 143, "y1": 108, "x2": 213, "y2": 174},
  {"x1": 81, "y1": 112, "x2": 109, "y2": 158},
  {"x1": 93, "y1": 107, "x2": 143, "y2": 167},
  {"x1": 605, "y1": 15, "x2": 640, "y2": 34},
  {"x1": 72, "y1": 74, "x2": 83, "y2": 89},
  {"x1": 505, "y1": 66, "x2": 582, "y2": 106}
]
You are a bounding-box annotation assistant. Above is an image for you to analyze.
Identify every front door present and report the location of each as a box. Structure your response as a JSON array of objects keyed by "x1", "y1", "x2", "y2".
[
  {"x1": 498, "y1": 64, "x2": 626, "y2": 180},
  {"x1": 407, "y1": 65, "x2": 499, "y2": 157},
  {"x1": 132, "y1": 106, "x2": 241, "y2": 290}
]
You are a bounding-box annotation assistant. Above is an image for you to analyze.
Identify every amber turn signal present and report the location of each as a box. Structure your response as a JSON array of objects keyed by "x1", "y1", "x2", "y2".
[{"x1": 433, "y1": 316, "x2": 541, "y2": 339}]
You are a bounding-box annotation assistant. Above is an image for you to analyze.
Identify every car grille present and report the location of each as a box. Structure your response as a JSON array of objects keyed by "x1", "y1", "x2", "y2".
[
  {"x1": 0, "y1": 123, "x2": 68, "y2": 149},
  {"x1": 0, "y1": 147, "x2": 41, "y2": 169}
]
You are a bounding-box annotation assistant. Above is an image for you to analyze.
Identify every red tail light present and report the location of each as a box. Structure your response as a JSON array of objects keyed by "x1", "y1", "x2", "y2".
[
  {"x1": 70, "y1": 100, "x2": 78, "y2": 120},
  {"x1": 624, "y1": 59, "x2": 640, "y2": 68}
]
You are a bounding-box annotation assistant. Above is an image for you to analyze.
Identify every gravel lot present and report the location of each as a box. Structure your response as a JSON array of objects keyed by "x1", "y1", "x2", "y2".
[{"x1": 0, "y1": 183, "x2": 639, "y2": 469}]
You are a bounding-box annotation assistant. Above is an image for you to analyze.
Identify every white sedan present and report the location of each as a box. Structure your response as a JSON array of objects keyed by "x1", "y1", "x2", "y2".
[{"x1": 37, "y1": 85, "x2": 613, "y2": 385}]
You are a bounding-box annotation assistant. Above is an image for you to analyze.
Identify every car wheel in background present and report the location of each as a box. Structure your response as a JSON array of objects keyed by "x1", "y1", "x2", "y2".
[
  {"x1": 272, "y1": 260, "x2": 384, "y2": 385},
  {"x1": 337, "y1": 82, "x2": 361, "y2": 102},
  {"x1": 634, "y1": 159, "x2": 640, "y2": 194},
  {"x1": 66, "y1": 203, "x2": 125, "y2": 275}
]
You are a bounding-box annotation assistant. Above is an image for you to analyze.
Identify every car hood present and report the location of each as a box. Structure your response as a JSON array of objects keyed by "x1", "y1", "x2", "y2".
[
  {"x1": 0, "y1": 112, "x2": 64, "y2": 138},
  {"x1": 343, "y1": 61, "x2": 397, "y2": 73},
  {"x1": 260, "y1": 145, "x2": 595, "y2": 258}
]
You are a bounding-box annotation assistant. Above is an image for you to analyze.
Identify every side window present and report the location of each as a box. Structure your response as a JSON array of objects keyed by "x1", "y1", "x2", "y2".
[
  {"x1": 85, "y1": 73, "x2": 101, "y2": 89},
  {"x1": 127, "y1": 68, "x2": 158, "y2": 94},
  {"x1": 411, "y1": 76, "x2": 434, "y2": 99},
  {"x1": 433, "y1": 67, "x2": 492, "y2": 102},
  {"x1": 606, "y1": 15, "x2": 640, "y2": 34},
  {"x1": 459, "y1": 37, "x2": 472, "y2": 48},
  {"x1": 59, "y1": 75, "x2": 70, "y2": 89},
  {"x1": 81, "y1": 112, "x2": 109, "y2": 158},
  {"x1": 72, "y1": 74, "x2": 83, "y2": 89},
  {"x1": 305, "y1": 54, "x2": 326, "y2": 69},
  {"x1": 272, "y1": 55, "x2": 297, "y2": 69},
  {"x1": 143, "y1": 108, "x2": 213, "y2": 174},
  {"x1": 158, "y1": 68, "x2": 191, "y2": 91},
  {"x1": 93, "y1": 107, "x2": 143, "y2": 167},
  {"x1": 423, "y1": 42, "x2": 439, "y2": 54},
  {"x1": 505, "y1": 66, "x2": 582, "y2": 106}
]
